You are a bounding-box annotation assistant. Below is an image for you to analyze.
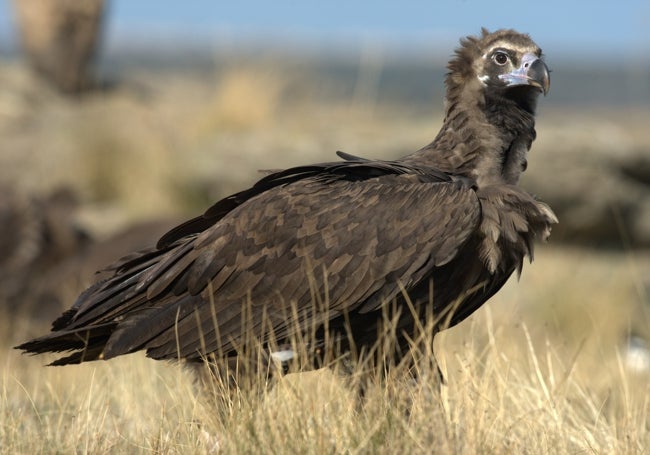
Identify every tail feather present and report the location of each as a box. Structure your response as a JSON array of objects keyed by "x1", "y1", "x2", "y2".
[{"x1": 15, "y1": 323, "x2": 117, "y2": 365}]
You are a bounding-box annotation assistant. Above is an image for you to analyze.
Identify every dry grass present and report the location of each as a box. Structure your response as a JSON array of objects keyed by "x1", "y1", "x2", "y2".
[{"x1": 3, "y1": 248, "x2": 649, "y2": 454}]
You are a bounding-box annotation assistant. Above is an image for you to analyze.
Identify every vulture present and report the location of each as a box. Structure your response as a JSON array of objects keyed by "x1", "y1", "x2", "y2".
[{"x1": 18, "y1": 29, "x2": 557, "y2": 378}]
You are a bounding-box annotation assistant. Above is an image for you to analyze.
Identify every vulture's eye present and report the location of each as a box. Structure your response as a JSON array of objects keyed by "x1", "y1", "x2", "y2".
[{"x1": 493, "y1": 52, "x2": 509, "y2": 66}]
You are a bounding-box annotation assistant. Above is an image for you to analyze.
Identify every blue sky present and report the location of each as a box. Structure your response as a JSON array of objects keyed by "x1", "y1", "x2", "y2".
[{"x1": 1, "y1": 0, "x2": 649, "y2": 59}]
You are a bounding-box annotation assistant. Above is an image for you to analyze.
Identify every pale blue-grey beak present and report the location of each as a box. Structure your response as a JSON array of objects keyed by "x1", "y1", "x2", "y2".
[{"x1": 499, "y1": 53, "x2": 550, "y2": 95}]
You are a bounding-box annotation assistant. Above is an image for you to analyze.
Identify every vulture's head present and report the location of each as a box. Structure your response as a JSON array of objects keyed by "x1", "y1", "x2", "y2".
[{"x1": 446, "y1": 28, "x2": 550, "y2": 114}]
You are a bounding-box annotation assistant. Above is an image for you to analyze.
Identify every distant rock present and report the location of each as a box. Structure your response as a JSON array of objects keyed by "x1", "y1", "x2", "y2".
[
  {"x1": 524, "y1": 115, "x2": 650, "y2": 248},
  {"x1": 0, "y1": 185, "x2": 178, "y2": 333},
  {"x1": 27, "y1": 217, "x2": 178, "y2": 329},
  {"x1": 0, "y1": 187, "x2": 90, "y2": 322}
]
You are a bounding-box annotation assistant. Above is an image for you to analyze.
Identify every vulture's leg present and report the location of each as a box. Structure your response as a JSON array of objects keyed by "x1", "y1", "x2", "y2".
[{"x1": 189, "y1": 353, "x2": 281, "y2": 408}]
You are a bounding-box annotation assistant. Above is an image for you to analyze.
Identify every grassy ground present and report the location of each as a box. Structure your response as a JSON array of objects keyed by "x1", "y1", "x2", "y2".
[
  {"x1": 1, "y1": 60, "x2": 649, "y2": 453},
  {"x1": 3, "y1": 247, "x2": 649, "y2": 454}
]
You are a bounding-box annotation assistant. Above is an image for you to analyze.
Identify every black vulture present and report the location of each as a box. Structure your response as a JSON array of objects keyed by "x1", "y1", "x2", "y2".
[{"x1": 17, "y1": 29, "x2": 557, "y2": 377}]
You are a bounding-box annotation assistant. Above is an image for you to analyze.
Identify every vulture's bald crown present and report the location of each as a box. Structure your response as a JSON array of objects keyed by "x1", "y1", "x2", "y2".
[{"x1": 18, "y1": 30, "x2": 557, "y2": 375}]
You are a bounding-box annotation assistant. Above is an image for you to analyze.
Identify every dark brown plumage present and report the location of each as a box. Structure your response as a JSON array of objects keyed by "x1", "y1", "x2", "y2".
[{"x1": 17, "y1": 29, "x2": 557, "y2": 372}]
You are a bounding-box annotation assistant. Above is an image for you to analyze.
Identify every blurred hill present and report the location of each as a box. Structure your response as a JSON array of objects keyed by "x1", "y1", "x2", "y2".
[{"x1": 75, "y1": 46, "x2": 650, "y2": 108}]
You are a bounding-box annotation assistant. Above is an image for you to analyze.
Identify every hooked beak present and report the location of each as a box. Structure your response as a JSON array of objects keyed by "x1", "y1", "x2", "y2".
[{"x1": 499, "y1": 53, "x2": 550, "y2": 95}]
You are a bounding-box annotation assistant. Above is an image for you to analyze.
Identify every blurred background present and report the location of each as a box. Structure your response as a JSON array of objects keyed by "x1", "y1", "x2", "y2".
[{"x1": 0, "y1": 1, "x2": 649, "y2": 373}]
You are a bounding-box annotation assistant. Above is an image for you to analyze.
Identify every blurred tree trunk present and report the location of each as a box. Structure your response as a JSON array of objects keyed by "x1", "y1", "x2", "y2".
[{"x1": 12, "y1": 0, "x2": 105, "y2": 94}]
